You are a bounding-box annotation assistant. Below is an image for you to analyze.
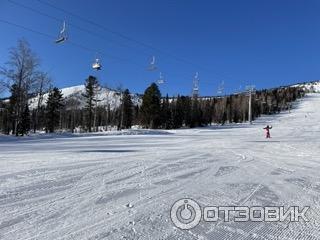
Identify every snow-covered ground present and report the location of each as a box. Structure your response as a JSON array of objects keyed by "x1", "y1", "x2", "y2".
[
  {"x1": 1, "y1": 94, "x2": 320, "y2": 240},
  {"x1": 293, "y1": 80, "x2": 320, "y2": 93}
]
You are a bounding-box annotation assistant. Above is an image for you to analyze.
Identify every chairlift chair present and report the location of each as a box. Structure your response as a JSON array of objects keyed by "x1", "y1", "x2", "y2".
[
  {"x1": 194, "y1": 72, "x2": 199, "y2": 79},
  {"x1": 55, "y1": 21, "x2": 67, "y2": 44},
  {"x1": 147, "y1": 56, "x2": 157, "y2": 71},
  {"x1": 92, "y1": 58, "x2": 102, "y2": 71}
]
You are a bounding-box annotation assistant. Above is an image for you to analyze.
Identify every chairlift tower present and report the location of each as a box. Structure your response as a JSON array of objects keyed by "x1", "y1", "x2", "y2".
[
  {"x1": 245, "y1": 85, "x2": 256, "y2": 124},
  {"x1": 217, "y1": 81, "x2": 225, "y2": 96},
  {"x1": 156, "y1": 72, "x2": 165, "y2": 85},
  {"x1": 192, "y1": 72, "x2": 199, "y2": 98}
]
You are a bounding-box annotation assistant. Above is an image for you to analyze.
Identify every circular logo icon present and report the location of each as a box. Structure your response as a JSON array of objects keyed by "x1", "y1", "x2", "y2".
[{"x1": 170, "y1": 198, "x2": 202, "y2": 230}]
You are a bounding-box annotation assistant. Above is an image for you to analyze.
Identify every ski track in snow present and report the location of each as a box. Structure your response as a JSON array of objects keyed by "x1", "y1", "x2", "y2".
[{"x1": 1, "y1": 94, "x2": 320, "y2": 239}]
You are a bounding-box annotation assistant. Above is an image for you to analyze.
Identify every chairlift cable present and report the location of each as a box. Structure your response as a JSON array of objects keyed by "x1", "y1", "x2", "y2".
[
  {"x1": 0, "y1": 18, "x2": 141, "y2": 66},
  {"x1": 36, "y1": 0, "x2": 233, "y2": 81},
  {"x1": 7, "y1": 0, "x2": 233, "y2": 88},
  {"x1": 0, "y1": 18, "x2": 223, "y2": 90},
  {"x1": 6, "y1": 0, "x2": 151, "y2": 57}
]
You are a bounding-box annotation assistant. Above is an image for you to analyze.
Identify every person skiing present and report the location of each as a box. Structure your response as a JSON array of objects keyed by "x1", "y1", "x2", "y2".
[{"x1": 263, "y1": 125, "x2": 272, "y2": 138}]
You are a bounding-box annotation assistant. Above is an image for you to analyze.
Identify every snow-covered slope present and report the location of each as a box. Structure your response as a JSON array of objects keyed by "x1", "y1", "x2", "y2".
[
  {"x1": 292, "y1": 80, "x2": 320, "y2": 93},
  {"x1": 28, "y1": 85, "x2": 141, "y2": 110},
  {"x1": 1, "y1": 93, "x2": 320, "y2": 239}
]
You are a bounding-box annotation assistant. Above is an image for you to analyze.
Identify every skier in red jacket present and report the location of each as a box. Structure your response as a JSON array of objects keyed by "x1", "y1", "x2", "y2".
[{"x1": 263, "y1": 125, "x2": 272, "y2": 138}]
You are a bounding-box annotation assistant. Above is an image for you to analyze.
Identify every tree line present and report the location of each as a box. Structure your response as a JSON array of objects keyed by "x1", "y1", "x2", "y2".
[
  {"x1": 0, "y1": 39, "x2": 306, "y2": 135},
  {"x1": 138, "y1": 83, "x2": 305, "y2": 129}
]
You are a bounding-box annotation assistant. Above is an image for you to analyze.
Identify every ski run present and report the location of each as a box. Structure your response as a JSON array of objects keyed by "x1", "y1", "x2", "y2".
[{"x1": 1, "y1": 93, "x2": 320, "y2": 240}]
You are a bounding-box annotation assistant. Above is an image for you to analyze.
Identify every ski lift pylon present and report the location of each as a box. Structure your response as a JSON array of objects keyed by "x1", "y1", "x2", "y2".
[
  {"x1": 156, "y1": 72, "x2": 165, "y2": 84},
  {"x1": 217, "y1": 80, "x2": 224, "y2": 95},
  {"x1": 193, "y1": 72, "x2": 199, "y2": 90},
  {"x1": 55, "y1": 21, "x2": 67, "y2": 44},
  {"x1": 192, "y1": 72, "x2": 200, "y2": 97}
]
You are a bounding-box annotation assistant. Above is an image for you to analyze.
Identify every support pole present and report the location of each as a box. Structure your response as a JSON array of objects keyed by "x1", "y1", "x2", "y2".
[
  {"x1": 249, "y1": 90, "x2": 252, "y2": 124},
  {"x1": 246, "y1": 85, "x2": 255, "y2": 124}
]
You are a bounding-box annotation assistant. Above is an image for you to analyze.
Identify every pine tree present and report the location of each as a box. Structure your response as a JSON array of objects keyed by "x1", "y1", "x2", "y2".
[
  {"x1": 121, "y1": 89, "x2": 133, "y2": 129},
  {"x1": 182, "y1": 96, "x2": 192, "y2": 127},
  {"x1": 202, "y1": 99, "x2": 212, "y2": 125},
  {"x1": 161, "y1": 94, "x2": 173, "y2": 129},
  {"x1": 0, "y1": 102, "x2": 10, "y2": 135},
  {"x1": 172, "y1": 95, "x2": 184, "y2": 128},
  {"x1": 226, "y1": 96, "x2": 232, "y2": 123},
  {"x1": 140, "y1": 83, "x2": 161, "y2": 129},
  {"x1": 46, "y1": 87, "x2": 63, "y2": 133},
  {"x1": 17, "y1": 104, "x2": 30, "y2": 136},
  {"x1": 190, "y1": 98, "x2": 201, "y2": 128},
  {"x1": 83, "y1": 75, "x2": 99, "y2": 132},
  {"x1": 9, "y1": 84, "x2": 19, "y2": 134}
]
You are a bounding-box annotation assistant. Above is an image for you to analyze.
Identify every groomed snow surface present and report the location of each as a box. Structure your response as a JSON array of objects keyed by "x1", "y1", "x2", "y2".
[{"x1": 1, "y1": 94, "x2": 320, "y2": 240}]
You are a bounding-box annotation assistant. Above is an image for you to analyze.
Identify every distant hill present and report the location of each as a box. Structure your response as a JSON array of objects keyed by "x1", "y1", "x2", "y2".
[
  {"x1": 1, "y1": 80, "x2": 320, "y2": 109},
  {"x1": 28, "y1": 85, "x2": 142, "y2": 110},
  {"x1": 292, "y1": 80, "x2": 320, "y2": 93}
]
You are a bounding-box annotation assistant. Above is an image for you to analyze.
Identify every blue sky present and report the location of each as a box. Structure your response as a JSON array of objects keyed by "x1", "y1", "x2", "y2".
[{"x1": 1, "y1": 0, "x2": 320, "y2": 96}]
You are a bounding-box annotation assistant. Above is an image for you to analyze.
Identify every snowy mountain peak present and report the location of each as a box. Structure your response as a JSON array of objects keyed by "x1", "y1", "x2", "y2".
[
  {"x1": 292, "y1": 80, "x2": 320, "y2": 93},
  {"x1": 24, "y1": 80, "x2": 320, "y2": 110},
  {"x1": 28, "y1": 85, "x2": 141, "y2": 110}
]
